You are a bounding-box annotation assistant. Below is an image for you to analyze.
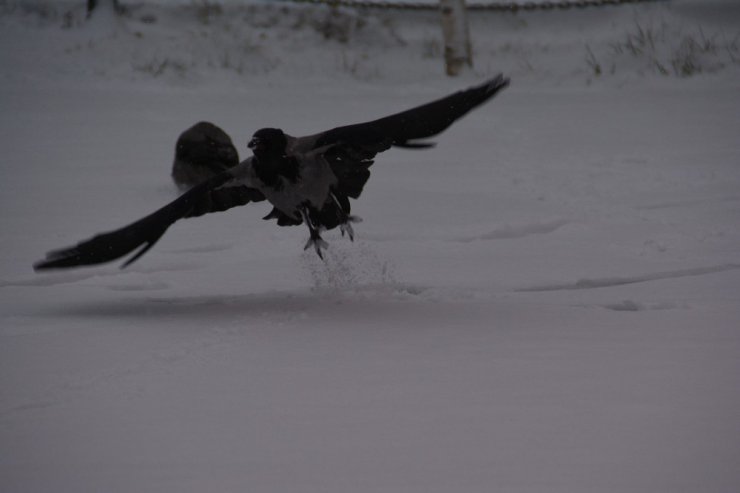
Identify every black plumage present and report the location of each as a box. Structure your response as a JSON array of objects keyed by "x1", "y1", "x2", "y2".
[
  {"x1": 34, "y1": 75, "x2": 509, "y2": 270},
  {"x1": 171, "y1": 121, "x2": 239, "y2": 189}
]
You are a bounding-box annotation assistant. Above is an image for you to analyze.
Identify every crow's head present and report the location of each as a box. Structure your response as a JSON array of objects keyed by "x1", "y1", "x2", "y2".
[{"x1": 248, "y1": 128, "x2": 287, "y2": 159}]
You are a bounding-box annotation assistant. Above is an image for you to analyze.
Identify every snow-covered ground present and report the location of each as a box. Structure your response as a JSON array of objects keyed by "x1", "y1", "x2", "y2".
[{"x1": 1, "y1": 1, "x2": 739, "y2": 492}]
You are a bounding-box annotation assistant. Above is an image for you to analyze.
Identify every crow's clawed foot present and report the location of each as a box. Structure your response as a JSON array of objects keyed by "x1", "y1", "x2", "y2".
[
  {"x1": 304, "y1": 233, "x2": 329, "y2": 260},
  {"x1": 340, "y1": 223, "x2": 354, "y2": 241},
  {"x1": 340, "y1": 215, "x2": 362, "y2": 241}
]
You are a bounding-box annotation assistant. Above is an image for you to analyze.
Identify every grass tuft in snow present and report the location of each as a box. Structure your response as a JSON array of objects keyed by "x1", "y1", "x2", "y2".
[
  {"x1": 601, "y1": 20, "x2": 740, "y2": 78},
  {"x1": 132, "y1": 56, "x2": 189, "y2": 78}
]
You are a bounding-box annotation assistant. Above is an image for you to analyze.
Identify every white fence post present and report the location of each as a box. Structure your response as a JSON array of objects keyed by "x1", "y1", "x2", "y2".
[{"x1": 439, "y1": 0, "x2": 472, "y2": 76}]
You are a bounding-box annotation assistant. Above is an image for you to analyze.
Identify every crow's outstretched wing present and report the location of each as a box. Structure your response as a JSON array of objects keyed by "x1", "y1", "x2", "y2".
[
  {"x1": 294, "y1": 74, "x2": 509, "y2": 204},
  {"x1": 296, "y1": 74, "x2": 509, "y2": 157},
  {"x1": 34, "y1": 168, "x2": 265, "y2": 270}
]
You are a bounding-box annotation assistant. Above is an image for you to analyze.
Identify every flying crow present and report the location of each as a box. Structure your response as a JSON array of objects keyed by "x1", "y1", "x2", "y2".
[
  {"x1": 171, "y1": 121, "x2": 239, "y2": 189},
  {"x1": 34, "y1": 75, "x2": 509, "y2": 270}
]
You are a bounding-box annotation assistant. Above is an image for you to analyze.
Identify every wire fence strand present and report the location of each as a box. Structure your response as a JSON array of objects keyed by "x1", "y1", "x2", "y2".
[{"x1": 278, "y1": 0, "x2": 667, "y2": 11}]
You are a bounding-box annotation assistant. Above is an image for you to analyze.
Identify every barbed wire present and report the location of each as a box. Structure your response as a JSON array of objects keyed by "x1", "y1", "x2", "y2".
[{"x1": 278, "y1": 0, "x2": 666, "y2": 11}]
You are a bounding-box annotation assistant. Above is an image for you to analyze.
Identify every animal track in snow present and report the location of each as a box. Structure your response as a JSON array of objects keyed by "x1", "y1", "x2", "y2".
[
  {"x1": 602, "y1": 300, "x2": 688, "y2": 312},
  {"x1": 455, "y1": 219, "x2": 569, "y2": 243},
  {"x1": 518, "y1": 263, "x2": 740, "y2": 292}
]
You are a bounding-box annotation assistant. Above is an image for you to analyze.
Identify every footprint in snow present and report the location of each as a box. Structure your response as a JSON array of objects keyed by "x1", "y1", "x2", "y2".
[
  {"x1": 518, "y1": 263, "x2": 740, "y2": 292},
  {"x1": 455, "y1": 218, "x2": 569, "y2": 243},
  {"x1": 602, "y1": 300, "x2": 688, "y2": 312}
]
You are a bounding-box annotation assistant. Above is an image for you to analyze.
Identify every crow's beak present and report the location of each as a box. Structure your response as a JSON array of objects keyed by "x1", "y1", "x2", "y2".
[{"x1": 248, "y1": 137, "x2": 260, "y2": 150}]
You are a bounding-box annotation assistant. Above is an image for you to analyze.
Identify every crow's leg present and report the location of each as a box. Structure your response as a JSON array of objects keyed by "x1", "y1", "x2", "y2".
[
  {"x1": 300, "y1": 206, "x2": 328, "y2": 259},
  {"x1": 330, "y1": 193, "x2": 362, "y2": 241}
]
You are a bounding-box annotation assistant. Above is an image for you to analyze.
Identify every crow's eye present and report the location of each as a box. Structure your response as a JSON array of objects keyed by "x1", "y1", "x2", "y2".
[{"x1": 209, "y1": 140, "x2": 216, "y2": 147}]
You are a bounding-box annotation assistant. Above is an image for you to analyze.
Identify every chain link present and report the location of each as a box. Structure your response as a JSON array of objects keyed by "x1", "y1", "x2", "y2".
[{"x1": 279, "y1": 0, "x2": 665, "y2": 11}]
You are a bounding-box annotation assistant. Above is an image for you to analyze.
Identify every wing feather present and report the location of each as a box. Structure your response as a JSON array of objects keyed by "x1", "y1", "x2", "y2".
[
  {"x1": 34, "y1": 170, "x2": 265, "y2": 270},
  {"x1": 294, "y1": 75, "x2": 509, "y2": 203},
  {"x1": 307, "y1": 74, "x2": 509, "y2": 154}
]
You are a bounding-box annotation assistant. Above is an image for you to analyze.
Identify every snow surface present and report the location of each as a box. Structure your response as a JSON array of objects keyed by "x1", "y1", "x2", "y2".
[{"x1": 1, "y1": 1, "x2": 740, "y2": 492}]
